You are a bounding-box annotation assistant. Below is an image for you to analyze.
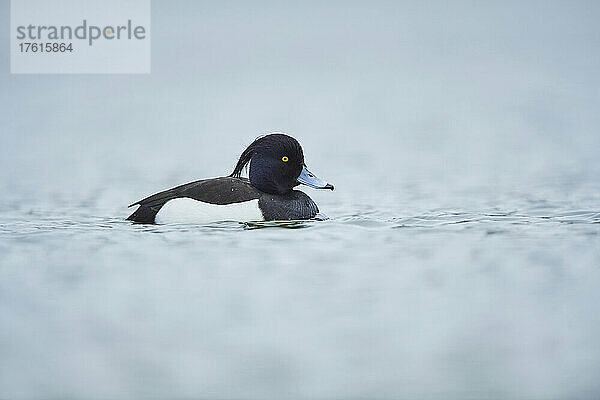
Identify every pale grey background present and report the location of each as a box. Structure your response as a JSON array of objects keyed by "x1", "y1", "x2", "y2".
[{"x1": 1, "y1": 1, "x2": 600, "y2": 399}]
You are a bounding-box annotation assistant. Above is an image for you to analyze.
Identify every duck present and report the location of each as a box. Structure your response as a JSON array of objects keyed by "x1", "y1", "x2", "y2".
[{"x1": 127, "y1": 133, "x2": 334, "y2": 224}]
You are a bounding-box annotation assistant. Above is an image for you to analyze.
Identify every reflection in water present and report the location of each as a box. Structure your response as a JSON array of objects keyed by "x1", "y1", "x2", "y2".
[
  {"x1": 1, "y1": 192, "x2": 600, "y2": 399},
  {"x1": 243, "y1": 220, "x2": 315, "y2": 230}
]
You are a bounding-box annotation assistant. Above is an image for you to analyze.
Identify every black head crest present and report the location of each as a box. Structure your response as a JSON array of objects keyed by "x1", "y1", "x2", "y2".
[{"x1": 229, "y1": 133, "x2": 304, "y2": 178}]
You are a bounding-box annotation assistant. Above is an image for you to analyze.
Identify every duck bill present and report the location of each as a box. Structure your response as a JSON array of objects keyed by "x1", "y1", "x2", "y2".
[{"x1": 297, "y1": 166, "x2": 334, "y2": 190}]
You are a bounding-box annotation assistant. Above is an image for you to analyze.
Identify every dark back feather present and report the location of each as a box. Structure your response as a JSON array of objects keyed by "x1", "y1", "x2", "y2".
[{"x1": 127, "y1": 177, "x2": 261, "y2": 223}]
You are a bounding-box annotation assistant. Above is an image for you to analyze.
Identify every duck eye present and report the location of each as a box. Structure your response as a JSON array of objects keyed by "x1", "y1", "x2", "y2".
[{"x1": 282, "y1": 156, "x2": 289, "y2": 162}]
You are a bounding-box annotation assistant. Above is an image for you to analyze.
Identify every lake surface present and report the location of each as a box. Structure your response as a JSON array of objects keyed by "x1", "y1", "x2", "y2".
[{"x1": 1, "y1": 1, "x2": 600, "y2": 399}]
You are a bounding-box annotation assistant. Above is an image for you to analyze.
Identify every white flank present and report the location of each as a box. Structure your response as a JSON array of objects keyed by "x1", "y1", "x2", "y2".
[{"x1": 155, "y1": 198, "x2": 264, "y2": 224}]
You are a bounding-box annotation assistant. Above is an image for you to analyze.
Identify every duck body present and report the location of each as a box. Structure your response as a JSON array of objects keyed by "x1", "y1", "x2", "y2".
[
  {"x1": 127, "y1": 176, "x2": 319, "y2": 224},
  {"x1": 127, "y1": 133, "x2": 332, "y2": 224}
]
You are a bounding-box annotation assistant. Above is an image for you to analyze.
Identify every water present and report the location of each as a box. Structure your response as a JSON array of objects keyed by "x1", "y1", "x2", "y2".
[{"x1": 2, "y1": 1, "x2": 600, "y2": 399}]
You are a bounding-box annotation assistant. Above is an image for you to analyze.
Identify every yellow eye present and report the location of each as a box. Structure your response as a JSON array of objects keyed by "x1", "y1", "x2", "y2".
[{"x1": 282, "y1": 156, "x2": 289, "y2": 162}]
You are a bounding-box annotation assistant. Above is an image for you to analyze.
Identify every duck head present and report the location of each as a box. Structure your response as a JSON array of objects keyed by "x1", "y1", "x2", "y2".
[{"x1": 230, "y1": 133, "x2": 334, "y2": 195}]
